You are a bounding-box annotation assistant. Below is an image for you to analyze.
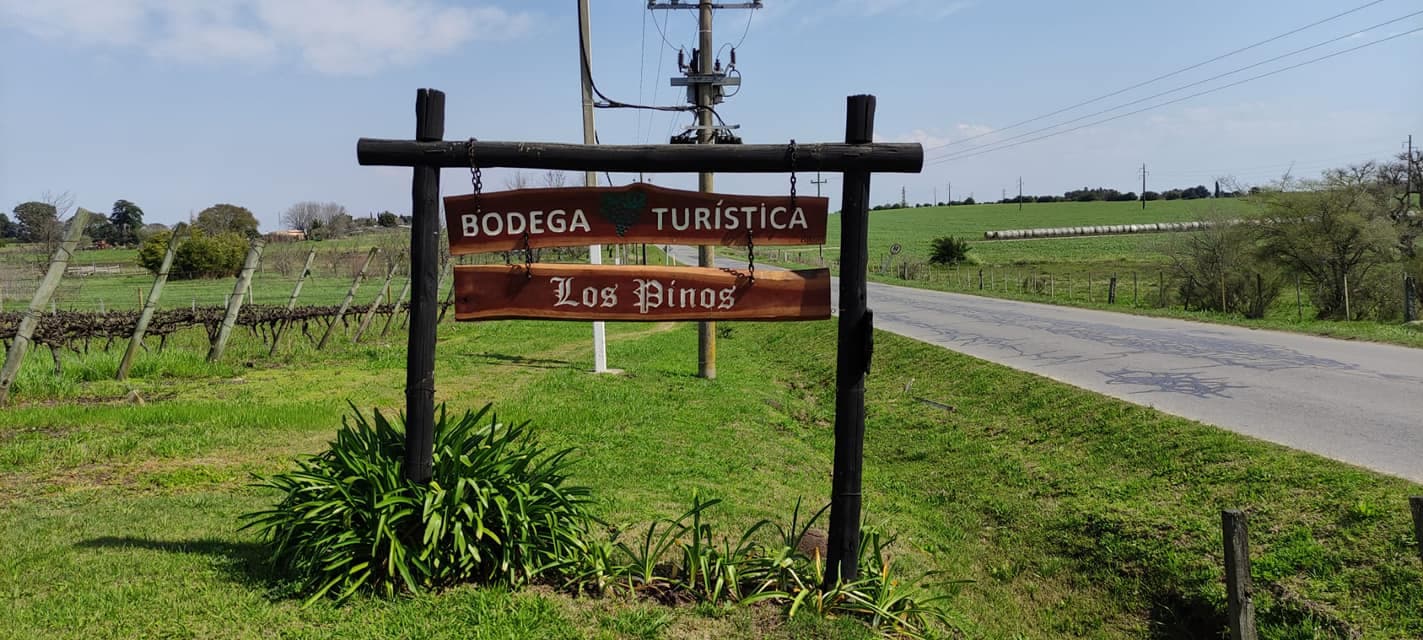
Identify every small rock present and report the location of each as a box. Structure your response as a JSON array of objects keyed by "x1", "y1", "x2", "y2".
[
  {"x1": 124, "y1": 390, "x2": 145, "y2": 406},
  {"x1": 796, "y1": 529, "x2": 828, "y2": 559}
]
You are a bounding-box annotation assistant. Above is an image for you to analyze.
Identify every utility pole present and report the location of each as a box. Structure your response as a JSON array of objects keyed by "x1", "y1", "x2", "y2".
[
  {"x1": 652, "y1": 0, "x2": 761, "y2": 379},
  {"x1": 947, "y1": 181, "x2": 951, "y2": 206},
  {"x1": 1140, "y1": 163, "x2": 1148, "y2": 210},
  {"x1": 901, "y1": 185, "x2": 907, "y2": 208},
  {"x1": 812, "y1": 173, "x2": 830, "y2": 263},
  {"x1": 1408, "y1": 134, "x2": 1415, "y2": 206},
  {"x1": 578, "y1": 0, "x2": 609, "y2": 374},
  {"x1": 1017, "y1": 176, "x2": 1023, "y2": 211}
]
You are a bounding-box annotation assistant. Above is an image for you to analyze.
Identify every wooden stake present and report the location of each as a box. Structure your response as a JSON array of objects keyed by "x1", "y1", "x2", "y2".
[
  {"x1": 353, "y1": 255, "x2": 400, "y2": 342},
  {"x1": 268, "y1": 247, "x2": 317, "y2": 356},
  {"x1": 118, "y1": 224, "x2": 185, "y2": 380},
  {"x1": 1222, "y1": 510, "x2": 1258, "y2": 640},
  {"x1": 0, "y1": 208, "x2": 91, "y2": 405},
  {"x1": 207, "y1": 238, "x2": 265, "y2": 362},
  {"x1": 316, "y1": 246, "x2": 379, "y2": 351},
  {"x1": 826, "y1": 94, "x2": 875, "y2": 589},
  {"x1": 381, "y1": 277, "x2": 413, "y2": 337}
]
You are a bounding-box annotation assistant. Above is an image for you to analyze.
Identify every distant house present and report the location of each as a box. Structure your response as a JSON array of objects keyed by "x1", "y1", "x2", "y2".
[{"x1": 266, "y1": 229, "x2": 307, "y2": 242}]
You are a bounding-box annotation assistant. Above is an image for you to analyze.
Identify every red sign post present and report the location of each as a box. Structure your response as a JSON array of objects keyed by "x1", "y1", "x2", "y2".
[
  {"x1": 445, "y1": 182, "x2": 828, "y2": 254},
  {"x1": 453, "y1": 264, "x2": 831, "y2": 322}
]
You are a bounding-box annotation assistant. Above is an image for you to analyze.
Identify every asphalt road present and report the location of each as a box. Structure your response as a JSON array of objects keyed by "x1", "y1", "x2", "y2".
[{"x1": 666, "y1": 246, "x2": 1423, "y2": 483}]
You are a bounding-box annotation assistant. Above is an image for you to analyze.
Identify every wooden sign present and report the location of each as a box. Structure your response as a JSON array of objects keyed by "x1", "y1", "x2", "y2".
[
  {"x1": 453, "y1": 264, "x2": 831, "y2": 322},
  {"x1": 444, "y1": 182, "x2": 828, "y2": 255}
]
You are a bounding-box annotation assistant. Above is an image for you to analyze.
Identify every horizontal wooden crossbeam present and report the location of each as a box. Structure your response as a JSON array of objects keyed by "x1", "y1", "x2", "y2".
[{"x1": 356, "y1": 139, "x2": 923, "y2": 173}]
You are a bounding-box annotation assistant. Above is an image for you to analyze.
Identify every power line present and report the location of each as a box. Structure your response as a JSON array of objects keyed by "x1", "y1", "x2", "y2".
[
  {"x1": 925, "y1": 0, "x2": 1390, "y2": 154},
  {"x1": 649, "y1": 4, "x2": 683, "y2": 53},
  {"x1": 929, "y1": 10, "x2": 1423, "y2": 162},
  {"x1": 927, "y1": 24, "x2": 1423, "y2": 166}
]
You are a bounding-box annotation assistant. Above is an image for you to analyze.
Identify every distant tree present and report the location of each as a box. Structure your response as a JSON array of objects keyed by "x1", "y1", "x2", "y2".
[
  {"x1": 962, "y1": 196, "x2": 976, "y2": 205},
  {"x1": 1163, "y1": 189, "x2": 1184, "y2": 200},
  {"x1": 195, "y1": 203, "x2": 260, "y2": 237},
  {"x1": 376, "y1": 211, "x2": 399, "y2": 227},
  {"x1": 541, "y1": 170, "x2": 567, "y2": 188},
  {"x1": 138, "y1": 226, "x2": 246, "y2": 279},
  {"x1": 504, "y1": 171, "x2": 532, "y2": 190},
  {"x1": 929, "y1": 235, "x2": 972, "y2": 266},
  {"x1": 281, "y1": 201, "x2": 346, "y2": 236},
  {"x1": 109, "y1": 199, "x2": 144, "y2": 245},
  {"x1": 1142, "y1": 191, "x2": 1162, "y2": 201},
  {"x1": 137, "y1": 223, "x2": 169, "y2": 241},
  {"x1": 1182, "y1": 185, "x2": 1211, "y2": 200},
  {"x1": 84, "y1": 216, "x2": 118, "y2": 246},
  {"x1": 313, "y1": 212, "x2": 355, "y2": 240},
  {"x1": 13, "y1": 201, "x2": 59, "y2": 243},
  {"x1": 0, "y1": 213, "x2": 15, "y2": 239}
]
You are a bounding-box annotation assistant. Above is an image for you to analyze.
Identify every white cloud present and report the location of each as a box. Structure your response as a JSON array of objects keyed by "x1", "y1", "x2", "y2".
[
  {"x1": 883, "y1": 124, "x2": 995, "y2": 151},
  {"x1": 0, "y1": 0, "x2": 534, "y2": 74}
]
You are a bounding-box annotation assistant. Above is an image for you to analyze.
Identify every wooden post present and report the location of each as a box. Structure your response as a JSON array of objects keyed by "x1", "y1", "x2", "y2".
[
  {"x1": 207, "y1": 238, "x2": 265, "y2": 362},
  {"x1": 382, "y1": 277, "x2": 413, "y2": 337},
  {"x1": 405, "y1": 88, "x2": 443, "y2": 485},
  {"x1": 0, "y1": 208, "x2": 91, "y2": 405},
  {"x1": 117, "y1": 224, "x2": 185, "y2": 380},
  {"x1": 826, "y1": 94, "x2": 875, "y2": 588},
  {"x1": 1133, "y1": 272, "x2": 1138, "y2": 305},
  {"x1": 1410, "y1": 496, "x2": 1423, "y2": 563},
  {"x1": 1404, "y1": 275, "x2": 1415, "y2": 323},
  {"x1": 1088, "y1": 274, "x2": 1093, "y2": 302},
  {"x1": 1050, "y1": 273, "x2": 1055, "y2": 298},
  {"x1": 1221, "y1": 271, "x2": 1228, "y2": 312},
  {"x1": 1108, "y1": 274, "x2": 1118, "y2": 304},
  {"x1": 1344, "y1": 274, "x2": 1351, "y2": 320},
  {"x1": 978, "y1": 268, "x2": 984, "y2": 290},
  {"x1": 1222, "y1": 510, "x2": 1258, "y2": 640},
  {"x1": 317, "y1": 246, "x2": 379, "y2": 351},
  {"x1": 353, "y1": 255, "x2": 400, "y2": 342},
  {"x1": 267, "y1": 247, "x2": 317, "y2": 356},
  {"x1": 1160, "y1": 271, "x2": 1166, "y2": 307},
  {"x1": 1296, "y1": 274, "x2": 1302, "y2": 321}
]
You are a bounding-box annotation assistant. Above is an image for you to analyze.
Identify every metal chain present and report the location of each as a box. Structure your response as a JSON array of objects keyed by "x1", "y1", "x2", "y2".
[
  {"x1": 522, "y1": 231, "x2": 533, "y2": 280},
  {"x1": 467, "y1": 138, "x2": 483, "y2": 214}
]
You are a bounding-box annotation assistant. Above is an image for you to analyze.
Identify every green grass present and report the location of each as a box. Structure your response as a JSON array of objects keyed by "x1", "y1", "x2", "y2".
[{"x1": 2, "y1": 313, "x2": 1420, "y2": 638}]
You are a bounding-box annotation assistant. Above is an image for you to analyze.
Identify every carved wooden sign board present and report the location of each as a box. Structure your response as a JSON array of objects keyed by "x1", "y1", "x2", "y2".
[{"x1": 444, "y1": 183, "x2": 831, "y2": 322}]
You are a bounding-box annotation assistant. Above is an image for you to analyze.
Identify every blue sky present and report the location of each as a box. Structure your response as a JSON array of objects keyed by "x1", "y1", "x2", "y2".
[{"x1": 1, "y1": 0, "x2": 1419, "y2": 229}]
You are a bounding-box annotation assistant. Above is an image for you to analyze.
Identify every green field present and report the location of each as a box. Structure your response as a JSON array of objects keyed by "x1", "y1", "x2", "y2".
[
  {"x1": 843, "y1": 199, "x2": 1255, "y2": 267},
  {"x1": 3, "y1": 314, "x2": 1420, "y2": 638},
  {"x1": 732, "y1": 199, "x2": 1423, "y2": 348}
]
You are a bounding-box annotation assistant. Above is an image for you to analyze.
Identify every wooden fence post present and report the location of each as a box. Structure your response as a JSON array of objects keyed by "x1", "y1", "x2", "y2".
[
  {"x1": 405, "y1": 87, "x2": 444, "y2": 485},
  {"x1": 1222, "y1": 510, "x2": 1258, "y2": 640},
  {"x1": 207, "y1": 238, "x2": 265, "y2": 363},
  {"x1": 317, "y1": 246, "x2": 380, "y2": 351},
  {"x1": 1133, "y1": 271, "x2": 1138, "y2": 305},
  {"x1": 1108, "y1": 274, "x2": 1118, "y2": 304},
  {"x1": 353, "y1": 255, "x2": 401, "y2": 342},
  {"x1": 117, "y1": 223, "x2": 185, "y2": 380},
  {"x1": 0, "y1": 208, "x2": 91, "y2": 405},
  {"x1": 826, "y1": 94, "x2": 875, "y2": 589},
  {"x1": 1344, "y1": 274, "x2": 1351, "y2": 320},
  {"x1": 1410, "y1": 496, "x2": 1423, "y2": 563},
  {"x1": 1296, "y1": 274, "x2": 1302, "y2": 321},
  {"x1": 267, "y1": 247, "x2": 317, "y2": 356},
  {"x1": 382, "y1": 277, "x2": 413, "y2": 336},
  {"x1": 978, "y1": 268, "x2": 984, "y2": 290},
  {"x1": 1404, "y1": 275, "x2": 1415, "y2": 323},
  {"x1": 1159, "y1": 271, "x2": 1166, "y2": 307}
]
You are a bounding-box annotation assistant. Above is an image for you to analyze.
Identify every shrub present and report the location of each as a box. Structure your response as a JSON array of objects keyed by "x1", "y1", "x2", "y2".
[
  {"x1": 1167, "y1": 221, "x2": 1280, "y2": 318},
  {"x1": 928, "y1": 236, "x2": 971, "y2": 266},
  {"x1": 137, "y1": 228, "x2": 248, "y2": 279},
  {"x1": 242, "y1": 404, "x2": 595, "y2": 604}
]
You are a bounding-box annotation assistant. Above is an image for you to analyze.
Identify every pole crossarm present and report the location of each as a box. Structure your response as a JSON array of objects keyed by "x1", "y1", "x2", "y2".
[{"x1": 356, "y1": 140, "x2": 923, "y2": 173}]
